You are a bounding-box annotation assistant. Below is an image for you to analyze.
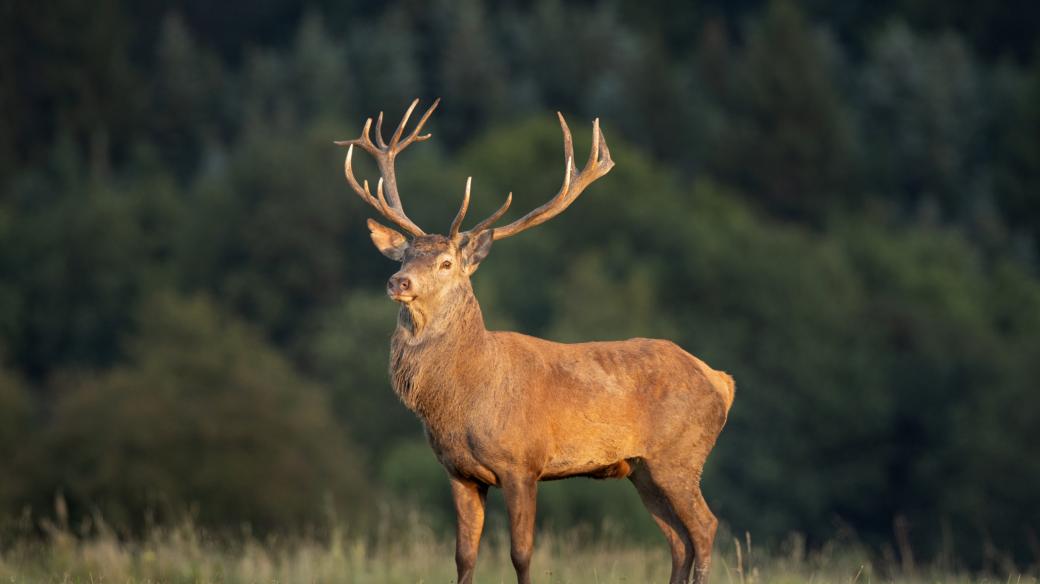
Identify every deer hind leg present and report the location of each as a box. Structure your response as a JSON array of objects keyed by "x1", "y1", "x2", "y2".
[
  {"x1": 656, "y1": 470, "x2": 718, "y2": 584},
  {"x1": 683, "y1": 487, "x2": 718, "y2": 584},
  {"x1": 630, "y1": 466, "x2": 694, "y2": 584},
  {"x1": 633, "y1": 462, "x2": 719, "y2": 584}
]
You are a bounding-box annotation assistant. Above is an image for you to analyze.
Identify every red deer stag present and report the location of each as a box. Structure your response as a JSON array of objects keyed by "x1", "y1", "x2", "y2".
[{"x1": 336, "y1": 99, "x2": 734, "y2": 584}]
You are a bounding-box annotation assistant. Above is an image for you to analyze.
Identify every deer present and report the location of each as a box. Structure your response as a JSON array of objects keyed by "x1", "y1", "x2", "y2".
[{"x1": 335, "y1": 99, "x2": 735, "y2": 584}]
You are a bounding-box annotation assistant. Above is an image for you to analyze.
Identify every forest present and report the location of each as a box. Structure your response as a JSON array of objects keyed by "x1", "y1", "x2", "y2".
[{"x1": 2, "y1": 0, "x2": 1039, "y2": 576}]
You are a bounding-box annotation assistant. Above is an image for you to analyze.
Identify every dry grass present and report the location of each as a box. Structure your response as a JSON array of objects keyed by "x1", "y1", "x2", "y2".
[{"x1": 0, "y1": 517, "x2": 1035, "y2": 583}]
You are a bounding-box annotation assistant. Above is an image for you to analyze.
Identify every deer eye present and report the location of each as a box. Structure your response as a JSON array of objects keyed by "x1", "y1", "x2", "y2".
[{"x1": 440, "y1": 260, "x2": 452, "y2": 270}]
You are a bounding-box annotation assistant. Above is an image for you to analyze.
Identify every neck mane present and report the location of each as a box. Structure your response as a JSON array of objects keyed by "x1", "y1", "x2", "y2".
[{"x1": 389, "y1": 283, "x2": 490, "y2": 425}]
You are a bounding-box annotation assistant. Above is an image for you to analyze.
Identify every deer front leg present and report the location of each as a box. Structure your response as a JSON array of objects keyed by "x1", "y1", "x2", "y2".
[
  {"x1": 502, "y1": 476, "x2": 538, "y2": 584},
  {"x1": 450, "y1": 475, "x2": 488, "y2": 584}
]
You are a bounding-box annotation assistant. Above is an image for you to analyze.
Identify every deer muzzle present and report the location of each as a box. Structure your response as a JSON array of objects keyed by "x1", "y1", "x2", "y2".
[{"x1": 387, "y1": 273, "x2": 416, "y2": 303}]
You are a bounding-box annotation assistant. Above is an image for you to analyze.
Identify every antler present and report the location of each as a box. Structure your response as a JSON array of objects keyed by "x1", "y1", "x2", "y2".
[
  {"x1": 335, "y1": 98, "x2": 440, "y2": 237},
  {"x1": 449, "y1": 177, "x2": 514, "y2": 239},
  {"x1": 492, "y1": 114, "x2": 614, "y2": 240},
  {"x1": 453, "y1": 113, "x2": 614, "y2": 241}
]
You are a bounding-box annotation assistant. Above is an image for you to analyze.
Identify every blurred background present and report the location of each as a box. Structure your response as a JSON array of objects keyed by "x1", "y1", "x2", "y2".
[{"x1": 1, "y1": 0, "x2": 1039, "y2": 573}]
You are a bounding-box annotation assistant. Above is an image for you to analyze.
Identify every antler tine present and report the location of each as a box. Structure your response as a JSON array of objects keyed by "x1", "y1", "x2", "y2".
[
  {"x1": 401, "y1": 98, "x2": 441, "y2": 148},
  {"x1": 450, "y1": 177, "x2": 472, "y2": 238},
  {"x1": 374, "y1": 111, "x2": 387, "y2": 149},
  {"x1": 561, "y1": 157, "x2": 574, "y2": 200},
  {"x1": 597, "y1": 127, "x2": 613, "y2": 165},
  {"x1": 342, "y1": 145, "x2": 378, "y2": 208},
  {"x1": 390, "y1": 98, "x2": 420, "y2": 149},
  {"x1": 468, "y1": 192, "x2": 513, "y2": 235},
  {"x1": 490, "y1": 114, "x2": 614, "y2": 241},
  {"x1": 375, "y1": 178, "x2": 390, "y2": 213},
  {"x1": 586, "y1": 118, "x2": 601, "y2": 170},
  {"x1": 355, "y1": 118, "x2": 370, "y2": 149},
  {"x1": 559, "y1": 112, "x2": 576, "y2": 177},
  {"x1": 374, "y1": 177, "x2": 425, "y2": 236},
  {"x1": 586, "y1": 119, "x2": 612, "y2": 172},
  {"x1": 363, "y1": 117, "x2": 376, "y2": 149}
]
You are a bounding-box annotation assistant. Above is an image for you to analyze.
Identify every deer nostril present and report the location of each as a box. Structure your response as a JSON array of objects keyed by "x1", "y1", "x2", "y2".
[{"x1": 389, "y1": 275, "x2": 412, "y2": 294}]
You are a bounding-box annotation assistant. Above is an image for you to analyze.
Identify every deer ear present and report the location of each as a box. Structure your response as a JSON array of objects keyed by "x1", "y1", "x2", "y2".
[
  {"x1": 461, "y1": 230, "x2": 493, "y2": 275},
  {"x1": 367, "y1": 219, "x2": 408, "y2": 261}
]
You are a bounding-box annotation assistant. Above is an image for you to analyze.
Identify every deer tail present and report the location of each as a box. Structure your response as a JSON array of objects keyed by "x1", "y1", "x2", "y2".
[{"x1": 719, "y1": 371, "x2": 736, "y2": 412}]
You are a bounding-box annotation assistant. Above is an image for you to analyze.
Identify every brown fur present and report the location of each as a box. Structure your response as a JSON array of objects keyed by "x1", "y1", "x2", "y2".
[{"x1": 369, "y1": 230, "x2": 734, "y2": 584}]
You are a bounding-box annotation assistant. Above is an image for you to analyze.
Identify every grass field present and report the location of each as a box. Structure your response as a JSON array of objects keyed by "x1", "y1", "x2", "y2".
[{"x1": 1, "y1": 516, "x2": 1036, "y2": 584}]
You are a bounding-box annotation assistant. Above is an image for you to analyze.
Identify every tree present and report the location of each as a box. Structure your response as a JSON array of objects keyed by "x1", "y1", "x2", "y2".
[
  {"x1": 547, "y1": 250, "x2": 677, "y2": 343},
  {"x1": 289, "y1": 11, "x2": 353, "y2": 121},
  {"x1": 946, "y1": 261, "x2": 1040, "y2": 566},
  {"x1": 1, "y1": 168, "x2": 180, "y2": 379},
  {"x1": 175, "y1": 121, "x2": 355, "y2": 344},
  {"x1": 38, "y1": 293, "x2": 368, "y2": 531},
  {"x1": 859, "y1": 22, "x2": 985, "y2": 221},
  {"x1": 238, "y1": 10, "x2": 351, "y2": 133},
  {"x1": 1, "y1": 0, "x2": 138, "y2": 180},
  {"x1": 150, "y1": 12, "x2": 228, "y2": 179},
  {"x1": 711, "y1": 0, "x2": 856, "y2": 222},
  {"x1": 991, "y1": 60, "x2": 1040, "y2": 258},
  {"x1": 431, "y1": 0, "x2": 511, "y2": 144},
  {"x1": 305, "y1": 290, "x2": 413, "y2": 457},
  {"x1": 346, "y1": 5, "x2": 423, "y2": 120}
]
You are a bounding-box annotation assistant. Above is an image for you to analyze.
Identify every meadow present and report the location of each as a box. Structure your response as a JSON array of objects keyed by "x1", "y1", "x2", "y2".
[{"x1": 2, "y1": 513, "x2": 1035, "y2": 584}]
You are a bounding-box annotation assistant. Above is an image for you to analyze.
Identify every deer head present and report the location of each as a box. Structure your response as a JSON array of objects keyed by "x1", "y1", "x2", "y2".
[{"x1": 336, "y1": 99, "x2": 614, "y2": 331}]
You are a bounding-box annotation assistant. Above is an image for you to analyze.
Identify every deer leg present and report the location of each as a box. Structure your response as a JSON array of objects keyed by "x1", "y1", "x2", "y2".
[
  {"x1": 650, "y1": 469, "x2": 718, "y2": 584},
  {"x1": 630, "y1": 467, "x2": 694, "y2": 584},
  {"x1": 502, "y1": 476, "x2": 538, "y2": 584},
  {"x1": 685, "y1": 488, "x2": 718, "y2": 584},
  {"x1": 450, "y1": 475, "x2": 488, "y2": 584}
]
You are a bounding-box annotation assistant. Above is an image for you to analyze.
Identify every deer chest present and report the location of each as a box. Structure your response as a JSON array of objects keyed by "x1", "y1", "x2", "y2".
[{"x1": 424, "y1": 427, "x2": 500, "y2": 486}]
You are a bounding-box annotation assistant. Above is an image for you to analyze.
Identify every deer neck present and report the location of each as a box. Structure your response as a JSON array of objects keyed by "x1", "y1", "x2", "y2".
[{"x1": 389, "y1": 284, "x2": 491, "y2": 424}]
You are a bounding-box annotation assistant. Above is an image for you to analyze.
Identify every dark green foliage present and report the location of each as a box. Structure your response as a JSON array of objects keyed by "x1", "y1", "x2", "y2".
[
  {"x1": 35, "y1": 294, "x2": 368, "y2": 532},
  {"x1": 150, "y1": 13, "x2": 229, "y2": 177},
  {"x1": 306, "y1": 291, "x2": 413, "y2": 457},
  {"x1": 0, "y1": 367, "x2": 33, "y2": 518},
  {"x1": 858, "y1": 22, "x2": 985, "y2": 220},
  {"x1": 992, "y1": 61, "x2": 1040, "y2": 257},
  {"x1": 5, "y1": 0, "x2": 1040, "y2": 570},
  {"x1": 0, "y1": 0, "x2": 138, "y2": 179},
  {"x1": 0, "y1": 164, "x2": 181, "y2": 377},
  {"x1": 710, "y1": 0, "x2": 856, "y2": 221},
  {"x1": 378, "y1": 438, "x2": 454, "y2": 529}
]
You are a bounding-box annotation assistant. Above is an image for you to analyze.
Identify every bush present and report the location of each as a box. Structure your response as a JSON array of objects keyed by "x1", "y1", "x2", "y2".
[{"x1": 36, "y1": 293, "x2": 369, "y2": 532}]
